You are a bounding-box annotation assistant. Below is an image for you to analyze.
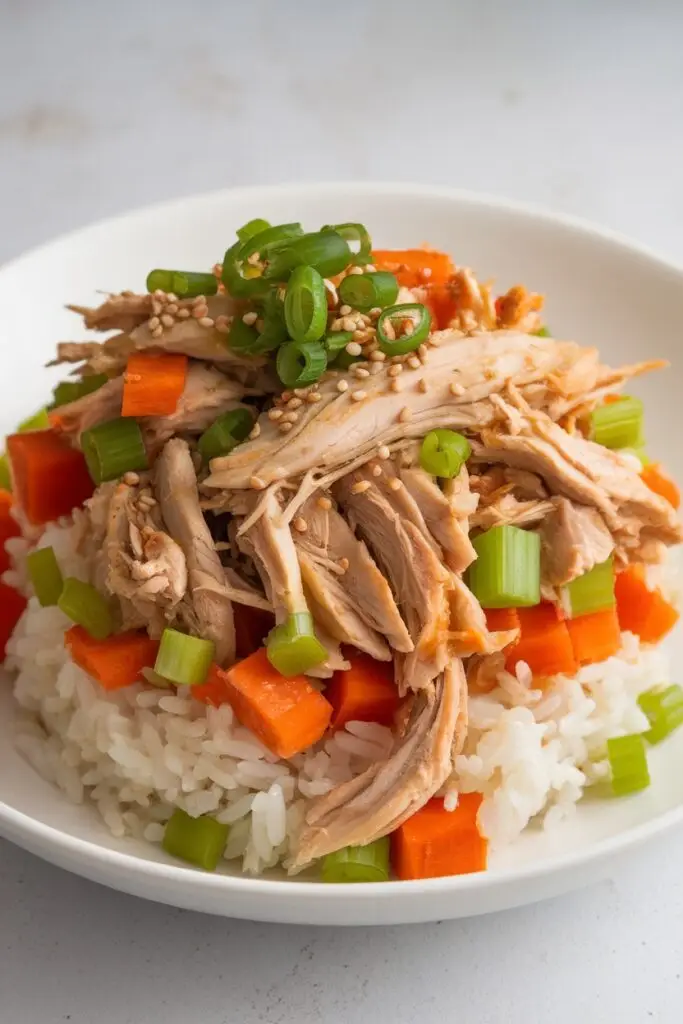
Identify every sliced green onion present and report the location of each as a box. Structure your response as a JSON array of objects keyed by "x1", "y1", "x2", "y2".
[
  {"x1": 0, "y1": 453, "x2": 11, "y2": 491},
  {"x1": 565, "y1": 556, "x2": 615, "y2": 618},
  {"x1": 225, "y1": 316, "x2": 260, "y2": 353},
  {"x1": 58, "y1": 578, "x2": 114, "y2": 639},
  {"x1": 321, "y1": 837, "x2": 390, "y2": 883},
  {"x1": 338, "y1": 271, "x2": 398, "y2": 311},
  {"x1": 266, "y1": 612, "x2": 327, "y2": 677},
  {"x1": 241, "y1": 222, "x2": 303, "y2": 258},
  {"x1": 221, "y1": 241, "x2": 269, "y2": 299},
  {"x1": 252, "y1": 289, "x2": 288, "y2": 353},
  {"x1": 155, "y1": 628, "x2": 215, "y2": 686},
  {"x1": 81, "y1": 417, "x2": 149, "y2": 485},
  {"x1": 420, "y1": 429, "x2": 471, "y2": 479},
  {"x1": 322, "y1": 223, "x2": 372, "y2": 265},
  {"x1": 27, "y1": 546, "x2": 64, "y2": 607},
  {"x1": 276, "y1": 340, "x2": 327, "y2": 388},
  {"x1": 236, "y1": 217, "x2": 272, "y2": 244},
  {"x1": 284, "y1": 265, "x2": 327, "y2": 344},
  {"x1": 51, "y1": 374, "x2": 109, "y2": 409},
  {"x1": 590, "y1": 396, "x2": 644, "y2": 450},
  {"x1": 468, "y1": 525, "x2": 541, "y2": 608},
  {"x1": 146, "y1": 270, "x2": 218, "y2": 298},
  {"x1": 197, "y1": 408, "x2": 254, "y2": 463},
  {"x1": 533, "y1": 325, "x2": 551, "y2": 337},
  {"x1": 638, "y1": 685, "x2": 683, "y2": 744},
  {"x1": 19, "y1": 408, "x2": 50, "y2": 432},
  {"x1": 325, "y1": 330, "x2": 354, "y2": 360},
  {"x1": 162, "y1": 808, "x2": 229, "y2": 871},
  {"x1": 376, "y1": 303, "x2": 432, "y2": 356},
  {"x1": 265, "y1": 230, "x2": 352, "y2": 282},
  {"x1": 607, "y1": 733, "x2": 650, "y2": 796}
]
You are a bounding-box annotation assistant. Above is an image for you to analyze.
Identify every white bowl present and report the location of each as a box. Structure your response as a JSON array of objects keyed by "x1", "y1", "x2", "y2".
[{"x1": 1, "y1": 182, "x2": 682, "y2": 926}]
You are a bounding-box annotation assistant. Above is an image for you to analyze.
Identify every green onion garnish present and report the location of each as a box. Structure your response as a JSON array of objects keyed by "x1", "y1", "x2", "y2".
[
  {"x1": 420, "y1": 429, "x2": 471, "y2": 479},
  {"x1": 155, "y1": 628, "x2": 215, "y2": 686},
  {"x1": 51, "y1": 374, "x2": 109, "y2": 409},
  {"x1": 321, "y1": 837, "x2": 390, "y2": 883},
  {"x1": 81, "y1": 417, "x2": 149, "y2": 485},
  {"x1": 533, "y1": 325, "x2": 551, "y2": 337},
  {"x1": 607, "y1": 733, "x2": 650, "y2": 796},
  {"x1": 221, "y1": 241, "x2": 269, "y2": 300},
  {"x1": 197, "y1": 408, "x2": 254, "y2": 463},
  {"x1": 18, "y1": 408, "x2": 50, "y2": 432},
  {"x1": 338, "y1": 271, "x2": 398, "y2": 312},
  {"x1": 58, "y1": 578, "x2": 114, "y2": 639},
  {"x1": 638, "y1": 685, "x2": 683, "y2": 744},
  {"x1": 264, "y1": 230, "x2": 352, "y2": 282},
  {"x1": 27, "y1": 546, "x2": 64, "y2": 607},
  {"x1": 266, "y1": 612, "x2": 327, "y2": 677},
  {"x1": 376, "y1": 303, "x2": 432, "y2": 355},
  {"x1": 146, "y1": 270, "x2": 218, "y2": 298},
  {"x1": 565, "y1": 556, "x2": 615, "y2": 618},
  {"x1": 284, "y1": 265, "x2": 328, "y2": 344},
  {"x1": 324, "y1": 330, "x2": 354, "y2": 360},
  {"x1": 468, "y1": 525, "x2": 541, "y2": 608},
  {"x1": 0, "y1": 453, "x2": 11, "y2": 491},
  {"x1": 276, "y1": 340, "x2": 327, "y2": 389},
  {"x1": 252, "y1": 289, "x2": 289, "y2": 353},
  {"x1": 322, "y1": 223, "x2": 372, "y2": 265},
  {"x1": 236, "y1": 217, "x2": 272, "y2": 244},
  {"x1": 225, "y1": 316, "x2": 260, "y2": 353},
  {"x1": 590, "y1": 396, "x2": 644, "y2": 450},
  {"x1": 223, "y1": 224, "x2": 305, "y2": 298},
  {"x1": 162, "y1": 808, "x2": 229, "y2": 871}
]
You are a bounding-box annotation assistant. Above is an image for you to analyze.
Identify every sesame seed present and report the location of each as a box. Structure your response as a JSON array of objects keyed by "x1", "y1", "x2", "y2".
[
  {"x1": 248, "y1": 423, "x2": 261, "y2": 440},
  {"x1": 370, "y1": 362, "x2": 383, "y2": 375},
  {"x1": 199, "y1": 317, "x2": 215, "y2": 328},
  {"x1": 246, "y1": 252, "x2": 261, "y2": 266},
  {"x1": 192, "y1": 295, "x2": 206, "y2": 306},
  {"x1": 390, "y1": 379, "x2": 402, "y2": 393},
  {"x1": 378, "y1": 446, "x2": 391, "y2": 460},
  {"x1": 399, "y1": 407, "x2": 412, "y2": 423},
  {"x1": 279, "y1": 422, "x2": 294, "y2": 433},
  {"x1": 317, "y1": 496, "x2": 332, "y2": 511},
  {"x1": 123, "y1": 472, "x2": 140, "y2": 486},
  {"x1": 353, "y1": 329, "x2": 368, "y2": 343},
  {"x1": 369, "y1": 307, "x2": 382, "y2": 318},
  {"x1": 351, "y1": 390, "x2": 367, "y2": 402},
  {"x1": 418, "y1": 344, "x2": 428, "y2": 359},
  {"x1": 342, "y1": 316, "x2": 358, "y2": 332},
  {"x1": 293, "y1": 388, "x2": 308, "y2": 398},
  {"x1": 281, "y1": 391, "x2": 292, "y2": 402},
  {"x1": 148, "y1": 316, "x2": 160, "y2": 330},
  {"x1": 293, "y1": 517, "x2": 308, "y2": 533},
  {"x1": 287, "y1": 397, "x2": 303, "y2": 410},
  {"x1": 268, "y1": 408, "x2": 284, "y2": 421},
  {"x1": 161, "y1": 314, "x2": 175, "y2": 328},
  {"x1": 166, "y1": 293, "x2": 178, "y2": 304},
  {"x1": 371, "y1": 464, "x2": 382, "y2": 477},
  {"x1": 338, "y1": 557, "x2": 350, "y2": 572},
  {"x1": 407, "y1": 356, "x2": 421, "y2": 369},
  {"x1": 389, "y1": 477, "x2": 403, "y2": 491},
  {"x1": 403, "y1": 320, "x2": 415, "y2": 336},
  {"x1": 370, "y1": 350, "x2": 386, "y2": 362},
  {"x1": 418, "y1": 378, "x2": 428, "y2": 393},
  {"x1": 177, "y1": 308, "x2": 191, "y2": 319},
  {"x1": 242, "y1": 311, "x2": 258, "y2": 326},
  {"x1": 339, "y1": 304, "x2": 352, "y2": 316},
  {"x1": 337, "y1": 380, "x2": 349, "y2": 393},
  {"x1": 153, "y1": 289, "x2": 167, "y2": 299},
  {"x1": 192, "y1": 304, "x2": 209, "y2": 319},
  {"x1": 348, "y1": 266, "x2": 364, "y2": 276},
  {"x1": 346, "y1": 341, "x2": 362, "y2": 356},
  {"x1": 151, "y1": 300, "x2": 162, "y2": 316},
  {"x1": 250, "y1": 475, "x2": 266, "y2": 490},
  {"x1": 450, "y1": 381, "x2": 465, "y2": 396},
  {"x1": 306, "y1": 391, "x2": 322, "y2": 403},
  {"x1": 151, "y1": 326, "x2": 164, "y2": 339},
  {"x1": 388, "y1": 364, "x2": 403, "y2": 377},
  {"x1": 281, "y1": 412, "x2": 299, "y2": 424},
  {"x1": 351, "y1": 480, "x2": 371, "y2": 494},
  {"x1": 215, "y1": 320, "x2": 230, "y2": 334},
  {"x1": 329, "y1": 318, "x2": 345, "y2": 332},
  {"x1": 353, "y1": 367, "x2": 370, "y2": 379},
  {"x1": 166, "y1": 303, "x2": 179, "y2": 315}
]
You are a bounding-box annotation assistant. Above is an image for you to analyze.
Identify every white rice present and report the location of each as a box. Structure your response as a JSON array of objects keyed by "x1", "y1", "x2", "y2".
[{"x1": 2, "y1": 519, "x2": 673, "y2": 871}]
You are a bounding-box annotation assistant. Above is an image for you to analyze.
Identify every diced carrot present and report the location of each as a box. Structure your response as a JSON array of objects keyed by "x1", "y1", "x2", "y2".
[
  {"x1": 505, "y1": 602, "x2": 577, "y2": 680},
  {"x1": 0, "y1": 489, "x2": 20, "y2": 575},
  {"x1": 65, "y1": 626, "x2": 159, "y2": 691},
  {"x1": 641, "y1": 463, "x2": 680, "y2": 510},
  {"x1": 0, "y1": 581, "x2": 26, "y2": 658},
  {"x1": 192, "y1": 664, "x2": 230, "y2": 708},
  {"x1": 484, "y1": 607, "x2": 520, "y2": 635},
  {"x1": 422, "y1": 282, "x2": 459, "y2": 330},
  {"x1": 325, "y1": 652, "x2": 400, "y2": 731},
  {"x1": 392, "y1": 794, "x2": 487, "y2": 881},
  {"x1": 615, "y1": 564, "x2": 679, "y2": 644},
  {"x1": 6, "y1": 431, "x2": 94, "y2": 525},
  {"x1": 214, "y1": 648, "x2": 333, "y2": 758},
  {"x1": 121, "y1": 352, "x2": 188, "y2": 418},
  {"x1": 371, "y1": 249, "x2": 455, "y2": 288},
  {"x1": 233, "y1": 603, "x2": 276, "y2": 660},
  {"x1": 567, "y1": 607, "x2": 621, "y2": 666}
]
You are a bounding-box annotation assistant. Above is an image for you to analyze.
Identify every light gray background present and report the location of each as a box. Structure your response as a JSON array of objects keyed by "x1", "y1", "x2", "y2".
[{"x1": 1, "y1": 1, "x2": 683, "y2": 1021}]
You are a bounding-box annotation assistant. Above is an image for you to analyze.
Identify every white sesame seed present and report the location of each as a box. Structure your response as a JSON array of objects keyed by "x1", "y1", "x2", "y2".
[
  {"x1": 306, "y1": 391, "x2": 322, "y2": 403},
  {"x1": 166, "y1": 303, "x2": 179, "y2": 315},
  {"x1": 150, "y1": 326, "x2": 163, "y2": 339},
  {"x1": 418, "y1": 378, "x2": 428, "y2": 393},
  {"x1": 369, "y1": 307, "x2": 382, "y2": 318},
  {"x1": 242, "y1": 311, "x2": 258, "y2": 326},
  {"x1": 370, "y1": 350, "x2": 386, "y2": 362},
  {"x1": 390, "y1": 379, "x2": 402, "y2": 393},
  {"x1": 353, "y1": 367, "x2": 370, "y2": 379},
  {"x1": 407, "y1": 356, "x2": 421, "y2": 370},
  {"x1": 389, "y1": 477, "x2": 403, "y2": 491},
  {"x1": 199, "y1": 317, "x2": 215, "y2": 328},
  {"x1": 148, "y1": 316, "x2": 160, "y2": 330},
  {"x1": 351, "y1": 480, "x2": 371, "y2": 494},
  {"x1": 281, "y1": 412, "x2": 299, "y2": 424},
  {"x1": 166, "y1": 293, "x2": 178, "y2": 303},
  {"x1": 250, "y1": 475, "x2": 266, "y2": 490},
  {"x1": 351, "y1": 390, "x2": 367, "y2": 402},
  {"x1": 388, "y1": 364, "x2": 403, "y2": 377},
  {"x1": 418, "y1": 344, "x2": 428, "y2": 359},
  {"x1": 177, "y1": 308, "x2": 191, "y2": 319},
  {"x1": 287, "y1": 397, "x2": 303, "y2": 410},
  {"x1": 338, "y1": 557, "x2": 350, "y2": 572},
  {"x1": 153, "y1": 289, "x2": 167, "y2": 299},
  {"x1": 123, "y1": 472, "x2": 140, "y2": 486},
  {"x1": 370, "y1": 362, "x2": 383, "y2": 375},
  {"x1": 378, "y1": 446, "x2": 391, "y2": 460},
  {"x1": 215, "y1": 319, "x2": 230, "y2": 334},
  {"x1": 293, "y1": 517, "x2": 308, "y2": 533},
  {"x1": 371, "y1": 464, "x2": 382, "y2": 477},
  {"x1": 450, "y1": 381, "x2": 465, "y2": 396},
  {"x1": 268, "y1": 408, "x2": 284, "y2": 421},
  {"x1": 329, "y1": 318, "x2": 345, "y2": 332},
  {"x1": 345, "y1": 341, "x2": 362, "y2": 357},
  {"x1": 348, "y1": 266, "x2": 364, "y2": 276},
  {"x1": 403, "y1": 320, "x2": 415, "y2": 336},
  {"x1": 161, "y1": 314, "x2": 175, "y2": 328},
  {"x1": 151, "y1": 300, "x2": 163, "y2": 316},
  {"x1": 339, "y1": 304, "x2": 352, "y2": 316},
  {"x1": 192, "y1": 305, "x2": 209, "y2": 319},
  {"x1": 192, "y1": 295, "x2": 206, "y2": 305},
  {"x1": 317, "y1": 496, "x2": 333, "y2": 511},
  {"x1": 352, "y1": 329, "x2": 368, "y2": 343},
  {"x1": 337, "y1": 380, "x2": 349, "y2": 393},
  {"x1": 342, "y1": 316, "x2": 358, "y2": 332},
  {"x1": 279, "y1": 422, "x2": 294, "y2": 433},
  {"x1": 399, "y1": 407, "x2": 412, "y2": 423},
  {"x1": 248, "y1": 423, "x2": 261, "y2": 439}
]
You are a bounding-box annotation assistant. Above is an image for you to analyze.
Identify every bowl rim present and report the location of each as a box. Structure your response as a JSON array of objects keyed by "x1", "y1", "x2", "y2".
[{"x1": 2, "y1": 179, "x2": 683, "y2": 905}]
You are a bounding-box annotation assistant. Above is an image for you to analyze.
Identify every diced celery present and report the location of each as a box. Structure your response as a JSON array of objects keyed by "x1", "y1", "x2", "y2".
[
  {"x1": 638, "y1": 685, "x2": 683, "y2": 744},
  {"x1": 468, "y1": 526, "x2": 540, "y2": 608},
  {"x1": 163, "y1": 808, "x2": 229, "y2": 871},
  {"x1": 590, "y1": 396, "x2": 644, "y2": 450},
  {"x1": 607, "y1": 734, "x2": 650, "y2": 796},
  {"x1": 565, "y1": 557, "x2": 615, "y2": 618}
]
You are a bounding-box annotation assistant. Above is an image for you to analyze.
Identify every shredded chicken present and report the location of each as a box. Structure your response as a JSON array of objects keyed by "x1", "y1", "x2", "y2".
[{"x1": 539, "y1": 496, "x2": 614, "y2": 588}]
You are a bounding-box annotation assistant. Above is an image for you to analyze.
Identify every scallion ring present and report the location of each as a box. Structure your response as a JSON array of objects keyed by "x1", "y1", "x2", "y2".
[
  {"x1": 324, "y1": 330, "x2": 354, "y2": 360},
  {"x1": 146, "y1": 270, "x2": 218, "y2": 298},
  {"x1": 58, "y1": 578, "x2": 114, "y2": 639},
  {"x1": 276, "y1": 340, "x2": 327, "y2": 388},
  {"x1": 266, "y1": 612, "x2": 327, "y2": 677},
  {"x1": 264, "y1": 231, "x2": 352, "y2": 282},
  {"x1": 236, "y1": 218, "x2": 272, "y2": 244},
  {"x1": 322, "y1": 223, "x2": 372, "y2": 265},
  {"x1": 51, "y1": 374, "x2": 109, "y2": 409},
  {"x1": 197, "y1": 408, "x2": 254, "y2": 463},
  {"x1": 155, "y1": 628, "x2": 215, "y2": 687},
  {"x1": 81, "y1": 417, "x2": 149, "y2": 485},
  {"x1": 420, "y1": 429, "x2": 471, "y2": 479},
  {"x1": 376, "y1": 303, "x2": 432, "y2": 355},
  {"x1": 284, "y1": 265, "x2": 328, "y2": 344},
  {"x1": 338, "y1": 271, "x2": 398, "y2": 312}
]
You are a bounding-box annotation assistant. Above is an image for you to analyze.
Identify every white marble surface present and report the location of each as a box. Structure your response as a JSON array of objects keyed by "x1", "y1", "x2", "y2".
[{"x1": 2, "y1": 1, "x2": 683, "y2": 1020}]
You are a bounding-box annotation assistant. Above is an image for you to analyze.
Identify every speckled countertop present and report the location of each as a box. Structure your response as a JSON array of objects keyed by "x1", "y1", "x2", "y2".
[{"x1": 2, "y1": 2, "x2": 683, "y2": 1021}]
